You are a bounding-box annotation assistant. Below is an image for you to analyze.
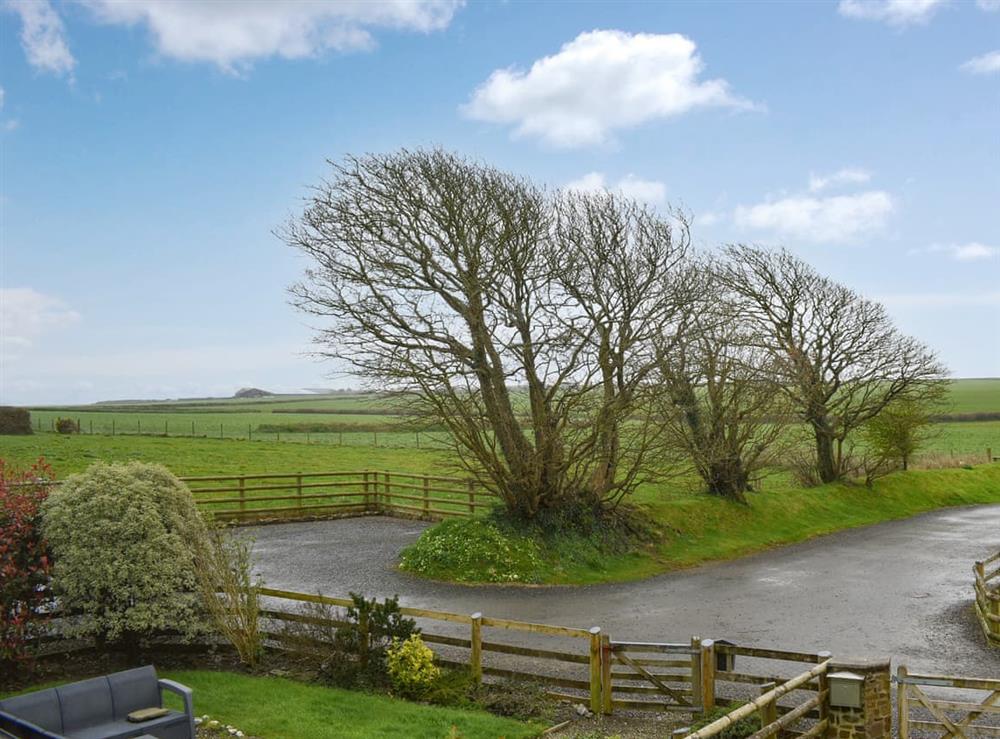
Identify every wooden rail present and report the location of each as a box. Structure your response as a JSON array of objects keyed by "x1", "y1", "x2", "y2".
[
  {"x1": 896, "y1": 666, "x2": 1000, "y2": 739},
  {"x1": 974, "y1": 551, "x2": 1000, "y2": 647},
  {"x1": 251, "y1": 587, "x2": 831, "y2": 718},
  {"x1": 684, "y1": 660, "x2": 831, "y2": 739},
  {"x1": 24, "y1": 470, "x2": 498, "y2": 524}
]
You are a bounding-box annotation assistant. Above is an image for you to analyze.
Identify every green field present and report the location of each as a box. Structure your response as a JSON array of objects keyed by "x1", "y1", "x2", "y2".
[{"x1": 19, "y1": 379, "x2": 1000, "y2": 455}]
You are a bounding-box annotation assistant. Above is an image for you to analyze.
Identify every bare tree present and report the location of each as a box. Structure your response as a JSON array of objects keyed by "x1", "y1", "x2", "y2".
[
  {"x1": 283, "y1": 150, "x2": 690, "y2": 519},
  {"x1": 717, "y1": 245, "x2": 947, "y2": 484},
  {"x1": 655, "y1": 262, "x2": 789, "y2": 502}
]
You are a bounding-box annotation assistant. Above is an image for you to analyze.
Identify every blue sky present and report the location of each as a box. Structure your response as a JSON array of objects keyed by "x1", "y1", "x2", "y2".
[{"x1": 1, "y1": 0, "x2": 998, "y2": 405}]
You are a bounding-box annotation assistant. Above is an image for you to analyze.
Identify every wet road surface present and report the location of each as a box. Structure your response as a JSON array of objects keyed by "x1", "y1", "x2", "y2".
[{"x1": 249, "y1": 505, "x2": 1000, "y2": 675}]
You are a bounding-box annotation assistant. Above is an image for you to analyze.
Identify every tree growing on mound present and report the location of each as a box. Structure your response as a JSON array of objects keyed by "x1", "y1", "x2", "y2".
[
  {"x1": 42, "y1": 462, "x2": 207, "y2": 651},
  {"x1": 717, "y1": 245, "x2": 946, "y2": 484},
  {"x1": 284, "y1": 149, "x2": 691, "y2": 519}
]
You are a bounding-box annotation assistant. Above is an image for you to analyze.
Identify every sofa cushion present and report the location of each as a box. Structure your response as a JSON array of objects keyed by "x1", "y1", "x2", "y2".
[
  {"x1": 63, "y1": 710, "x2": 187, "y2": 739},
  {"x1": 56, "y1": 677, "x2": 113, "y2": 731},
  {"x1": 0, "y1": 690, "x2": 63, "y2": 734},
  {"x1": 107, "y1": 667, "x2": 160, "y2": 720}
]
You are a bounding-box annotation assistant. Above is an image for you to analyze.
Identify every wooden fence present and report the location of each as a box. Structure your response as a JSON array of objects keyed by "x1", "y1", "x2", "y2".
[
  {"x1": 253, "y1": 587, "x2": 832, "y2": 718},
  {"x1": 26, "y1": 470, "x2": 497, "y2": 524},
  {"x1": 974, "y1": 551, "x2": 1000, "y2": 647},
  {"x1": 896, "y1": 666, "x2": 1000, "y2": 739}
]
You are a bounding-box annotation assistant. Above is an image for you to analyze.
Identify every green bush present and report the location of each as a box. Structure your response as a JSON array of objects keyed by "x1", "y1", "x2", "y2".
[
  {"x1": 0, "y1": 407, "x2": 32, "y2": 435},
  {"x1": 54, "y1": 418, "x2": 79, "y2": 434},
  {"x1": 399, "y1": 519, "x2": 544, "y2": 583},
  {"x1": 42, "y1": 462, "x2": 208, "y2": 649},
  {"x1": 387, "y1": 634, "x2": 440, "y2": 698}
]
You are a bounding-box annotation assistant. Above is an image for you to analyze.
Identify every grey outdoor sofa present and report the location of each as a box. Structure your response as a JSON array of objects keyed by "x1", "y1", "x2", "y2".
[{"x1": 0, "y1": 666, "x2": 194, "y2": 739}]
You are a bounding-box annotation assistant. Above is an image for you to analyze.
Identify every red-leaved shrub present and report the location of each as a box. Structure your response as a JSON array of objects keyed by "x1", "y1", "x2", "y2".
[{"x1": 0, "y1": 458, "x2": 55, "y2": 671}]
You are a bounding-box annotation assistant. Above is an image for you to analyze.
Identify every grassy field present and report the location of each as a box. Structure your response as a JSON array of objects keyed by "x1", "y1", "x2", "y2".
[
  {"x1": 2, "y1": 670, "x2": 541, "y2": 739},
  {"x1": 23, "y1": 379, "x2": 1000, "y2": 449}
]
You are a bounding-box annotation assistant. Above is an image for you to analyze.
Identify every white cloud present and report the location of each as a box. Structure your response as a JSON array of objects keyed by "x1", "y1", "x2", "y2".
[
  {"x1": 565, "y1": 171, "x2": 667, "y2": 206},
  {"x1": 961, "y1": 50, "x2": 1000, "y2": 75},
  {"x1": 0, "y1": 287, "x2": 80, "y2": 348},
  {"x1": 77, "y1": 0, "x2": 462, "y2": 72},
  {"x1": 912, "y1": 242, "x2": 999, "y2": 261},
  {"x1": 977, "y1": 0, "x2": 1000, "y2": 10},
  {"x1": 464, "y1": 29, "x2": 758, "y2": 148},
  {"x1": 808, "y1": 167, "x2": 872, "y2": 192},
  {"x1": 734, "y1": 191, "x2": 894, "y2": 244},
  {"x1": 4, "y1": 0, "x2": 76, "y2": 77},
  {"x1": 837, "y1": 0, "x2": 948, "y2": 26}
]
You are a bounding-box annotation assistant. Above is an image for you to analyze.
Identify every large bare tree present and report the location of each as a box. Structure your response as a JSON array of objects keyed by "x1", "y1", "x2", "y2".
[
  {"x1": 655, "y1": 262, "x2": 789, "y2": 502},
  {"x1": 283, "y1": 150, "x2": 690, "y2": 519},
  {"x1": 717, "y1": 245, "x2": 946, "y2": 483}
]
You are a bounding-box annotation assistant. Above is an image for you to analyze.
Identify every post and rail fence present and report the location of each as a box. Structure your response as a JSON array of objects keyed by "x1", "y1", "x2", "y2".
[
  {"x1": 251, "y1": 588, "x2": 834, "y2": 720},
  {"x1": 21, "y1": 470, "x2": 496, "y2": 524},
  {"x1": 974, "y1": 551, "x2": 1000, "y2": 647}
]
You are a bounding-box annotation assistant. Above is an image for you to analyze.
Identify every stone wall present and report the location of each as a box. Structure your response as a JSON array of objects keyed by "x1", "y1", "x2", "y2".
[{"x1": 826, "y1": 659, "x2": 892, "y2": 739}]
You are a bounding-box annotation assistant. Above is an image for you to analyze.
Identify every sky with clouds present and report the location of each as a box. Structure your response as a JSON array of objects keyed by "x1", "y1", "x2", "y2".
[{"x1": 1, "y1": 0, "x2": 998, "y2": 404}]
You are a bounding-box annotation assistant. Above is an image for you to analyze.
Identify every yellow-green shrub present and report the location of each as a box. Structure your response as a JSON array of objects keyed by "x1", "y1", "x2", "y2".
[{"x1": 386, "y1": 634, "x2": 440, "y2": 698}]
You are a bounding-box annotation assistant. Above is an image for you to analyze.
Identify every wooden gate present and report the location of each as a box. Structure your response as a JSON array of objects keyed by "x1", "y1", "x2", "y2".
[
  {"x1": 604, "y1": 638, "x2": 704, "y2": 713},
  {"x1": 897, "y1": 666, "x2": 1000, "y2": 739}
]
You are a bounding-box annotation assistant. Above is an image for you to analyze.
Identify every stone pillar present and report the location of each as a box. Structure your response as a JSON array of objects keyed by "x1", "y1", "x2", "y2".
[{"x1": 825, "y1": 658, "x2": 892, "y2": 739}]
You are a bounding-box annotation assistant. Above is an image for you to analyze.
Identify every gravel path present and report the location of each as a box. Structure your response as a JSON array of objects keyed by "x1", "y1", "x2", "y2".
[{"x1": 249, "y1": 506, "x2": 1000, "y2": 676}]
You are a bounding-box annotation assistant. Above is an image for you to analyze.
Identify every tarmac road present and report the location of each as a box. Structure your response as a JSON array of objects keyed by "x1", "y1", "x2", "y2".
[{"x1": 249, "y1": 505, "x2": 1000, "y2": 676}]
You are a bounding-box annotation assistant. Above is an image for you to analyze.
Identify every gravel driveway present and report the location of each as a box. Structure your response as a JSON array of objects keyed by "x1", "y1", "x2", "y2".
[{"x1": 248, "y1": 505, "x2": 1000, "y2": 676}]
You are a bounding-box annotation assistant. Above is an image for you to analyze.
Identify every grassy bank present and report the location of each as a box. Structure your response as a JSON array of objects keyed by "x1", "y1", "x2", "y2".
[
  {"x1": 404, "y1": 464, "x2": 1000, "y2": 585},
  {"x1": 2, "y1": 670, "x2": 541, "y2": 739}
]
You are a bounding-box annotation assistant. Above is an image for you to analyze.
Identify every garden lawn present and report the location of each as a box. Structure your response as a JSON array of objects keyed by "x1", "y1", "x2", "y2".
[
  {"x1": 159, "y1": 670, "x2": 540, "y2": 739},
  {"x1": 2, "y1": 670, "x2": 541, "y2": 739}
]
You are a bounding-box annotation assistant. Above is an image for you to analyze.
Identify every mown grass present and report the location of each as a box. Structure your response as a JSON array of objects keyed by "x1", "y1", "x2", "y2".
[{"x1": 2, "y1": 670, "x2": 542, "y2": 739}]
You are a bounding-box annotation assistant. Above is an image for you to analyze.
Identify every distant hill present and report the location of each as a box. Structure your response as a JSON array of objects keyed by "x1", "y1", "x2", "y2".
[{"x1": 234, "y1": 388, "x2": 274, "y2": 399}]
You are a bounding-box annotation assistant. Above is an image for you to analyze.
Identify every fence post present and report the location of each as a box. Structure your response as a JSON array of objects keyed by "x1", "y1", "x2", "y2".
[
  {"x1": 165, "y1": 420, "x2": 168, "y2": 436},
  {"x1": 191, "y1": 420, "x2": 194, "y2": 436},
  {"x1": 138, "y1": 419, "x2": 141, "y2": 435},
  {"x1": 589, "y1": 627, "x2": 602, "y2": 715},
  {"x1": 897, "y1": 665, "x2": 908, "y2": 739},
  {"x1": 296, "y1": 473, "x2": 303, "y2": 509},
  {"x1": 691, "y1": 636, "x2": 703, "y2": 708},
  {"x1": 423, "y1": 475, "x2": 430, "y2": 517},
  {"x1": 363, "y1": 471, "x2": 371, "y2": 512},
  {"x1": 759, "y1": 681, "x2": 777, "y2": 728},
  {"x1": 384, "y1": 472, "x2": 391, "y2": 512},
  {"x1": 374, "y1": 431, "x2": 378, "y2": 448},
  {"x1": 467, "y1": 480, "x2": 475, "y2": 516},
  {"x1": 112, "y1": 419, "x2": 115, "y2": 436},
  {"x1": 239, "y1": 476, "x2": 246, "y2": 515},
  {"x1": 601, "y1": 633, "x2": 613, "y2": 715},
  {"x1": 988, "y1": 447, "x2": 993, "y2": 463},
  {"x1": 89, "y1": 419, "x2": 93, "y2": 435},
  {"x1": 818, "y1": 650, "x2": 833, "y2": 727},
  {"x1": 415, "y1": 432, "x2": 420, "y2": 449},
  {"x1": 700, "y1": 638, "x2": 716, "y2": 712},
  {"x1": 470, "y1": 613, "x2": 483, "y2": 685}
]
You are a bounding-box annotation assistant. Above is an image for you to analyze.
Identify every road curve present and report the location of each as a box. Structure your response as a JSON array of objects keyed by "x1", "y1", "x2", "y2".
[{"x1": 249, "y1": 505, "x2": 1000, "y2": 676}]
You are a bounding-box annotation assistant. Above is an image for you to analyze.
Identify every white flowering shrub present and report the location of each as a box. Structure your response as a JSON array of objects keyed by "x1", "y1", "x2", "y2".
[{"x1": 42, "y1": 462, "x2": 208, "y2": 647}]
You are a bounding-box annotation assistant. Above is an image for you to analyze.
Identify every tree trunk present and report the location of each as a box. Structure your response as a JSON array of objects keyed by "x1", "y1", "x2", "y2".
[{"x1": 813, "y1": 427, "x2": 838, "y2": 483}]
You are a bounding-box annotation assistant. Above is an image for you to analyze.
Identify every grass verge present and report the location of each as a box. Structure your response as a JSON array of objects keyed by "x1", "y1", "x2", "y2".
[{"x1": 404, "y1": 464, "x2": 1000, "y2": 585}]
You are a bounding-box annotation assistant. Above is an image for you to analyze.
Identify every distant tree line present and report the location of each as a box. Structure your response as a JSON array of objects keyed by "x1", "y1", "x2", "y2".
[{"x1": 285, "y1": 149, "x2": 945, "y2": 519}]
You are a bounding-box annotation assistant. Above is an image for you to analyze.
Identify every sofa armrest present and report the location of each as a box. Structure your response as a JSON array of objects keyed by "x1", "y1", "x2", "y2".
[{"x1": 157, "y1": 680, "x2": 195, "y2": 739}]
